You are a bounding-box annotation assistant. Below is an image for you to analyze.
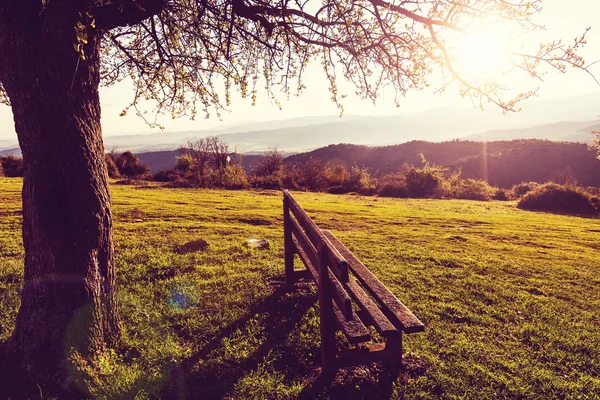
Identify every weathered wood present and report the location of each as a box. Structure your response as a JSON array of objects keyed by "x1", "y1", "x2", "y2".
[
  {"x1": 289, "y1": 214, "x2": 318, "y2": 267},
  {"x1": 283, "y1": 196, "x2": 295, "y2": 284},
  {"x1": 318, "y1": 241, "x2": 337, "y2": 375},
  {"x1": 323, "y1": 230, "x2": 425, "y2": 334},
  {"x1": 333, "y1": 301, "x2": 371, "y2": 344},
  {"x1": 293, "y1": 236, "x2": 318, "y2": 282},
  {"x1": 336, "y1": 343, "x2": 392, "y2": 368},
  {"x1": 344, "y1": 279, "x2": 398, "y2": 337},
  {"x1": 292, "y1": 234, "x2": 353, "y2": 320},
  {"x1": 284, "y1": 191, "x2": 349, "y2": 282}
]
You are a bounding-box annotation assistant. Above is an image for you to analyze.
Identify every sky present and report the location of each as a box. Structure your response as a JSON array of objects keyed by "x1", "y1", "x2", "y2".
[{"x1": 1, "y1": 0, "x2": 600, "y2": 141}]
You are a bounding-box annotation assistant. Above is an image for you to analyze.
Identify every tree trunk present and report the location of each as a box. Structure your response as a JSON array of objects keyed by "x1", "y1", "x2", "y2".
[{"x1": 0, "y1": 7, "x2": 120, "y2": 394}]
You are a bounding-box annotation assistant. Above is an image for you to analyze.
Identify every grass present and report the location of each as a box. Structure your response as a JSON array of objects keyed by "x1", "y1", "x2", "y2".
[{"x1": 1, "y1": 177, "x2": 599, "y2": 399}]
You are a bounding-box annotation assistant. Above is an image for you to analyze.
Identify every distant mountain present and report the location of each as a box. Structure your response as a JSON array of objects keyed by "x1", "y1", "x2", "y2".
[
  {"x1": 0, "y1": 147, "x2": 20, "y2": 157},
  {"x1": 2, "y1": 92, "x2": 600, "y2": 155},
  {"x1": 463, "y1": 120, "x2": 600, "y2": 142}
]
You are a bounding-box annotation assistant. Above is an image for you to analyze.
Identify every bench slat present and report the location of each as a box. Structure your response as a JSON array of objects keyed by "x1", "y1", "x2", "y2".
[
  {"x1": 323, "y1": 230, "x2": 425, "y2": 334},
  {"x1": 344, "y1": 279, "x2": 398, "y2": 337},
  {"x1": 333, "y1": 301, "x2": 371, "y2": 344},
  {"x1": 284, "y1": 191, "x2": 349, "y2": 282},
  {"x1": 292, "y1": 236, "x2": 354, "y2": 320},
  {"x1": 290, "y1": 216, "x2": 318, "y2": 267}
]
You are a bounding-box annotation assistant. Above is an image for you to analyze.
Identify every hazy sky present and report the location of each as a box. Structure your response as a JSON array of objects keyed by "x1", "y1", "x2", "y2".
[{"x1": 1, "y1": 0, "x2": 600, "y2": 141}]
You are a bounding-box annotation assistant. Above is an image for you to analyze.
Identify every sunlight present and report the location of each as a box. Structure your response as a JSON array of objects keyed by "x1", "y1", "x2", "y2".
[{"x1": 452, "y1": 23, "x2": 513, "y2": 80}]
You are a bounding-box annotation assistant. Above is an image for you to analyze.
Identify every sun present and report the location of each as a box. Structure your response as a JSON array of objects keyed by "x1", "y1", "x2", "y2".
[{"x1": 452, "y1": 25, "x2": 513, "y2": 80}]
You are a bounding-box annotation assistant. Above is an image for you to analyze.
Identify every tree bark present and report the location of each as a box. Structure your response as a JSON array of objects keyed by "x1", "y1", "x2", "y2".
[{"x1": 0, "y1": 5, "x2": 120, "y2": 394}]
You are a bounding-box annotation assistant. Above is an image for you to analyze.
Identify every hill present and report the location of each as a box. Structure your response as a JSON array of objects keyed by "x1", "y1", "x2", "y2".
[
  {"x1": 283, "y1": 140, "x2": 600, "y2": 188},
  {"x1": 1, "y1": 179, "x2": 599, "y2": 398}
]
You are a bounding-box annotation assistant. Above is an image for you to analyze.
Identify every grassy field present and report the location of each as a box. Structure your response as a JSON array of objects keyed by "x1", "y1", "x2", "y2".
[{"x1": 1, "y1": 177, "x2": 599, "y2": 399}]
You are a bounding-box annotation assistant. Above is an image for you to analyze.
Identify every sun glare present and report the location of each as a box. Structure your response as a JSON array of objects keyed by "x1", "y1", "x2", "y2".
[{"x1": 452, "y1": 24, "x2": 513, "y2": 80}]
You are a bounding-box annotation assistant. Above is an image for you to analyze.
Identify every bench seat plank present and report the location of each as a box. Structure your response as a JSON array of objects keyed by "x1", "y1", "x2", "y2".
[
  {"x1": 323, "y1": 230, "x2": 425, "y2": 334},
  {"x1": 333, "y1": 301, "x2": 371, "y2": 344},
  {"x1": 344, "y1": 279, "x2": 398, "y2": 337}
]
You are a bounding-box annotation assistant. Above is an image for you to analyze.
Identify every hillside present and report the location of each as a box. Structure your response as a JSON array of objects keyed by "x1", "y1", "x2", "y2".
[
  {"x1": 1, "y1": 179, "x2": 599, "y2": 398},
  {"x1": 284, "y1": 140, "x2": 600, "y2": 188}
]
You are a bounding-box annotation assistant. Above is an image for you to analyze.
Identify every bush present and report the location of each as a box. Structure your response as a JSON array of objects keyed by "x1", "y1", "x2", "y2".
[
  {"x1": 253, "y1": 148, "x2": 284, "y2": 177},
  {"x1": 377, "y1": 173, "x2": 407, "y2": 198},
  {"x1": 115, "y1": 151, "x2": 150, "y2": 178},
  {"x1": 220, "y1": 164, "x2": 249, "y2": 189},
  {"x1": 451, "y1": 178, "x2": 494, "y2": 201},
  {"x1": 0, "y1": 155, "x2": 24, "y2": 177},
  {"x1": 511, "y1": 181, "x2": 538, "y2": 198},
  {"x1": 0, "y1": 160, "x2": 3, "y2": 177},
  {"x1": 517, "y1": 183, "x2": 598, "y2": 215},
  {"x1": 153, "y1": 169, "x2": 175, "y2": 182},
  {"x1": 493, "y1": 188, "x2": 510, "y2": 201},
  {"x1": 345, "y1": 166, "x2": 375, "y2": 194},
  {"x1": 444, "y1": 170, "x2": 493, "y2": 201},
  {"x1": 105, "y1": 153, "x2": 121, "y2": 178},
  {"x1": 251, "y1": 175, "x2": 283, "y2": 190},
  {"x1": 328, "y1": 185, "x2": 350, "y2": 194},
  {"x1": 295, "y1": 157, "x2": 328, "y2": 190}
]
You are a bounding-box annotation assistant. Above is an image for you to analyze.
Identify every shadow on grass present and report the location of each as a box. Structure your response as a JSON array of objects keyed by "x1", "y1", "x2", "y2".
[
  {"x1": 161, "y1": 275, "x2": 412, "y2": 400},
  {"x1": 161, "y1": 277, "x2": 319, "y2": 399}
]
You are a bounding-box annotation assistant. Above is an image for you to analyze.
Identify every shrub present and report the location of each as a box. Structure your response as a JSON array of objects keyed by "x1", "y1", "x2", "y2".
[
  {"x1": 325, "y1": 165, "x2": 349, "y2": 187},
  {"x1": 105, "y1": 153, "x2": 121, "y2": 178},
  {"x1": 250, "y1": 175, "x2": 283, "y2": 190},
  {"x1": 253, "y1": 148, "x2": 284, "y2": 177},
  {"x1": 0, "y1": 160, "x2": 3, "y2": 177},
  {"x1": 451, "y1": 178, "x2": 494, "y2": 201},
  {"x1": 328, "y1": 185, "x2": 350, "y2": 194},
  {"x1": 345, "y1": 166, "x2": 375, "y2": 194},
  {"x1": 444, "y1": 170, "x2": 493, "y2": 201},
  {"x1": 493, "y1": 188, "x2": 510, "y2": 201},
  {"x1": 295, "y1": 157, "x2": 328, "y2": 190},
  {"x1": 115, "y1": 151, "x2": 150, "y2": 178},
  {"x1": 153, "y1": 169, "x2": 176, "y2": 182},
  {"x1": 0, "y1": 155, "x2": 24, "y2": 177},
  {"x1": 220, "y1": 164, "x2": 249, "y2": 189},
  {"x1": 377, "y1": 173, "x2": 408, "y2": 198},
  {"x1": 511, "y1": 181, "x2": 538, "y2": 198},
  {"x1": 517, "y1": 183, "x2": 598, "y2": 215}
]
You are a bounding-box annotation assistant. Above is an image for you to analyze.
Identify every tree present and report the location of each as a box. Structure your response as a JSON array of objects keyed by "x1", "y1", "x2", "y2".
[
  {"x1": 115, "y1": 151, "x2": 150, "y2": 178},
  {"x1": 0, "y1": 0, "x2": 595, "y2": 394},
  {"x1": 253, "y1": 148, "x2": 284, "y2": 177}
]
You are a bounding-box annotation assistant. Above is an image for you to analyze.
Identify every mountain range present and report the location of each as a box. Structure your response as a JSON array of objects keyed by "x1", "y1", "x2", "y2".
[{"x1": 1, "y1": 92, "x2": 599, "y2": 157}]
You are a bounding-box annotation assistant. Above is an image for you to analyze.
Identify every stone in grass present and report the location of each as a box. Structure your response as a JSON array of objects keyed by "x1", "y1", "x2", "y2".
[
  {"x1": 176, "y1": 238, "x2": 209, "y2": 254},
  {"x1": 248, "y1": 239, "x2": 270, "y2": 249}
]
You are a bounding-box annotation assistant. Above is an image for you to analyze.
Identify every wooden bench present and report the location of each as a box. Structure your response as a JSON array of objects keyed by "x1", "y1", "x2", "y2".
[{"x1": 283, "y1": 190, "x2": 425, "y2": 374}]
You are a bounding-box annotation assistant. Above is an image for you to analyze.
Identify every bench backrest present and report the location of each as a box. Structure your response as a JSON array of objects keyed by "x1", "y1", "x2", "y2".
[{"x1": 283, "y1": 190, "x2": 425, "y2": 340}]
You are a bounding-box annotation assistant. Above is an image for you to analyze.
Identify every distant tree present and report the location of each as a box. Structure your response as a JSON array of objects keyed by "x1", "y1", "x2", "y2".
[
  {"x1": 208, "y1": 137, "x2": 231, "y2": 173},
  {"x1": 0, "y1": 0, "x2": 597, "y2": 394},
  {"x1": 179, "y1": 139, "x2": 212, "y2": 185},
  {"x1": 116, "y1": 151, "x2": 150, "y2": 178},
  {"x1": 253, "y1": 148, "x2": 284, "y2": 177},
  {"x1": 0, "y1": 155, "x2": 24, "y2": 177},
  {"x1": 105, "y1": 153, "x2": 121, "y2": 178}
]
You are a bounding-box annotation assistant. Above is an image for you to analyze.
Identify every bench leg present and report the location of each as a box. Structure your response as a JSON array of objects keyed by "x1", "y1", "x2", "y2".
[
  {"x1": 318, "y1": 244, "x2": 337, "y2": 376},
  {"x1": 386, "y1": 332, "x2": 403, "y2": 368}
]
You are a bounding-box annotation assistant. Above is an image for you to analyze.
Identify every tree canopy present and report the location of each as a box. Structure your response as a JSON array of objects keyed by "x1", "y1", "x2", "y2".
[{"x1": 2, "y1": 0, "x2": 592, "y2": 122}]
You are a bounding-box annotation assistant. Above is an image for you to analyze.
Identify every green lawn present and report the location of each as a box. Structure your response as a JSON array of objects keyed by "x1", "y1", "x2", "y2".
[{"x1": 1, "y1": 178, "x2": 599, "y2": 399}]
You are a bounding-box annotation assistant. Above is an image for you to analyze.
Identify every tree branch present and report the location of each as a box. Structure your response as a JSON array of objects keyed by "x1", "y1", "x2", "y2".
[{"x1": 94, "y1": 0, "x2": 166, "y2": 30}]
